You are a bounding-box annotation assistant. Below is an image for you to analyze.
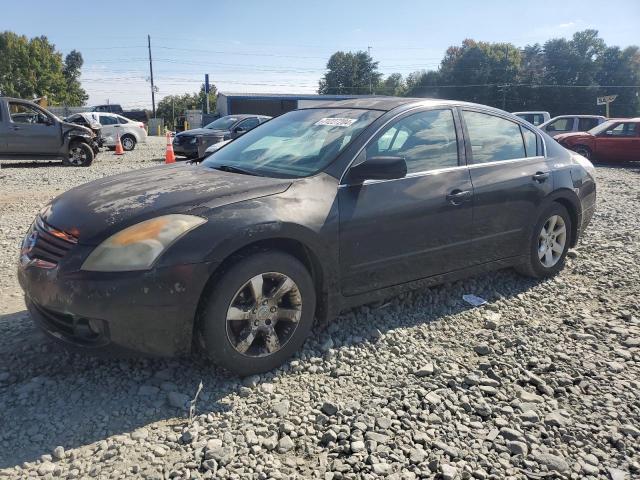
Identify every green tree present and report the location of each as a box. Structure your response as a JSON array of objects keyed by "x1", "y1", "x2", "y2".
[
  {"x1": 156, "y1": 84, "x2": 218, "y2": 128},
  {"x1": 0, "y1": 31, "x2": 88, "y2": 106},
  {"x1": 318, "y1": 51, "x2": 382, "y2": 95},
  {"x1": 379, "y1": 73, "x2": 406, "y2": 96}
]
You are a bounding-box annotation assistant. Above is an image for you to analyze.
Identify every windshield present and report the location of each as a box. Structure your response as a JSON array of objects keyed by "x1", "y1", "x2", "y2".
[
  {"x1": 588, "y1": 120, "x2": 616, "y2": 135},
  {"x1": 205, "y1": 116, "x2": 238, "y2": 130},
  {"x1": 202, "y1": 108, "x2": 382, "y2": 178}
]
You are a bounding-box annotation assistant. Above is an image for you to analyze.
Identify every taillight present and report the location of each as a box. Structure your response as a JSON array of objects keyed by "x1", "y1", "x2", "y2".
[{"x1": 138, "y1": 122, "x2": 144, "y2": 129}]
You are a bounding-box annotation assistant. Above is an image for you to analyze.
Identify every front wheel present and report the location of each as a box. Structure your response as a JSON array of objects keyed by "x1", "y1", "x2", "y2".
[
  {"x1": 63, "y1": 142, "x2": 94, "y2": 167},
  {"x1": 199, "y1": 251, "x2": 316, "y2": 376},
  {"x1": 516, "y1": 203, "x2": 572, "y2": 278}
]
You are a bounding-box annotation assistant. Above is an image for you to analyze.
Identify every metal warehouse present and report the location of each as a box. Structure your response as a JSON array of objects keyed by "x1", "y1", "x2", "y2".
[{"x1": 216, "y1": 92, "x2": 372, "y2": 117}]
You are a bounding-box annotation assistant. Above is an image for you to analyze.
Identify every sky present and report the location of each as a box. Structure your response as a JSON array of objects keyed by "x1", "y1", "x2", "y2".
[{"x1": 2, "y1": 0, "x2": 639, "y2": 109}]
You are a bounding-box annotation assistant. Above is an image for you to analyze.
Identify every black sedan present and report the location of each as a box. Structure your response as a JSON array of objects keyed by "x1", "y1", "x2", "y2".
[
  {"x1": 172, "y1": 114, "x2": 271, "y2": 158},
  {"x1": 18, "y1": 98, "x2": 596, "y2": 375}
]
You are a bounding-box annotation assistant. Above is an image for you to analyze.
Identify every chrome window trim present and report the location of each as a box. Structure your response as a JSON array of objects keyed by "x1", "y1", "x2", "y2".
[{"x1": 339, "y1": 155, "x2": 546, "y2": 188}]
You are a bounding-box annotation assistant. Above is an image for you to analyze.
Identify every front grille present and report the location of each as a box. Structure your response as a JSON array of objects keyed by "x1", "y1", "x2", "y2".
[{"x1": 22, "y1": 217, "x2": 78, "y2": 268}]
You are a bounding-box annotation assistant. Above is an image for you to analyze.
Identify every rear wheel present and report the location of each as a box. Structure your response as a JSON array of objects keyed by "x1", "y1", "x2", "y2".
[
  {"x1": 199, "y1": 251, "x2": 316, "y2": 375},
  {"x1": 121, "y1": 135, "x2": 136, "y2": 151},
  {"x1": 63, "y1": 142, "x2": 94, "y2": 167},
  {"x1": 516, "y1": 203, "x2": 572, "y2": 278},
  {"x1": 573, "y1": 145, "x2": 591, "y2": 160}
]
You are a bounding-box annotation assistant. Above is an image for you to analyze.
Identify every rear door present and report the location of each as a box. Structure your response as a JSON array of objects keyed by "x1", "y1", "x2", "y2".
[
  {"x1": 544, "y1": 117, "x2": 575, "y2": 136},
  {"x1": 5, "y1": 101, "x2": 60, "y2": 154},
  {"x1": 461, "y1": 109, "x2": 553, "y2": 264},
  {"x1": 577, "y1": 117, "x2": 600, "y2": 132},
  {"x1": 595, "y1": 122, "x2": 640, "y2": 161},
  {"x1": 338, "y1": 108, "x2": 474, "y2": 296}
]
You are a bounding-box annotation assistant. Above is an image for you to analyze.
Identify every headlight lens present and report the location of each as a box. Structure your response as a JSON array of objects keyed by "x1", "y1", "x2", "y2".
[
  {"x1": 189, "y1": 137, "x2": 198, "y2": 144},
  {"x1": 81, "y1": 214, "x2": 206, "y2": 272}
]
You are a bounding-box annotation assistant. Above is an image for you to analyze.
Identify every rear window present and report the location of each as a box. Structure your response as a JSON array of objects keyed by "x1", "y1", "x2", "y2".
[{"x1": 578, "y1": 117, "x2": 600, "y2": 131}]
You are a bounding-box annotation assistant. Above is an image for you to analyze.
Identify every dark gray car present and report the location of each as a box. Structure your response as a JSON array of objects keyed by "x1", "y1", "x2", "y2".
[
  {"x1": 173, "y1": 114, "x2": 271, "y2": 158},
  {"x1": 0, "y1": 97, "x2": 99, "y2": 166}
]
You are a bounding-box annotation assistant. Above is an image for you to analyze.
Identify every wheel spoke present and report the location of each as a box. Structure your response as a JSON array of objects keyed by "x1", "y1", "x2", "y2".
[
  {"x1": 264, "y1": 329, "x2": 281, "y2": 353},
  {"x1": 278, "y1": 307, "x2": 301, "y2": 323},
  {"x1": 269, "y1": 277, "x2": 294, "y2": 300},
  {"x1": 544, "y1": 248, "x2": 553, "y2": 266},
  {"x1": 547, "y1": 216, "x2": 557, "y2": 234},
  {"x1": 227, "y1": 306, "x2": 251, "y2": 321},
  {"x1": 235, "y1": 329, "x2": 257, "y2": 354},
  {"x1": 553, "y1": 225, "x2": 566, "y2": 237},
  {"x1": 552, "y1": 241, "x2": 563, "y2": 254},
  {"x1": 249, "y1": 275, "x2": 264, "y2": 303}
]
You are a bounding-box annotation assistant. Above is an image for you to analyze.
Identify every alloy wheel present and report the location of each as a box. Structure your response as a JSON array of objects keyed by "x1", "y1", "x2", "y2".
[
  {"x1": 225, "y1": 272, "x2": 302, "y2": 357},
  {"x1": 538, "y1": 214, "x2": 567, "y2": 268},
  {"x1": 68, "y1": 147, "x2": 87, "y2": 166},
  {"x1": 122, "y1": 137, "x2": 135, "y2": 150}
]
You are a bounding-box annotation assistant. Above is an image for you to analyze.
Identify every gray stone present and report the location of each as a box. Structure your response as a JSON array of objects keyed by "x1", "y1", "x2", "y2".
[
  {"x1": 321, "y1": 402, "x2": 338, "y2": 416},
  {"x1": 535, "y1": 452, "x2": 569, "y2": 473},
  {"x1": 414, "y1": 363, "x2": 435, "y2": 377},
  {"x1": 52, "y1": 446, "x2": 65, "y2": 460},
  {"x1": 474, "y1": 344, "x2": 491, "y2": 356},
  {"x1": 441, "y1": 463, "x2": 458, "y2": 480},
  {"x1": 168, "y1": 391, "x2": 190, "y2": 409},
  {"x1": 277, "y1": 435, "x2": 294, "y2": 453},
  {"x1": 351, "y1": 440, "x2": 365, "y2": 453},
  {"x1": 272, "y1": 400, "x2": 290, "y2": 417},
  {"x1": 506, "y1": 441, "x2": 528, "y2": 456}
]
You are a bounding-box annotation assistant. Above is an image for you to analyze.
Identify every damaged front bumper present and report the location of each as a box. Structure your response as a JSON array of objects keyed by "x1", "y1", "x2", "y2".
[{"x1": 18, "y1": 261, "x2": 217, "y2": 356}]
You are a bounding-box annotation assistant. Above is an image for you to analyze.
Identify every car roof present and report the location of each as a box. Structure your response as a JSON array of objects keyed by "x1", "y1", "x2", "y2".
[
  {"x1": 512, "y1": 111, "x2": 549, "y2": 114},
  {"x1": 301, "y1": 97, "x2": 534, "y2": 122},
  {"x1": 550, "y1": 114, "x2": 605, "y2": 118}
]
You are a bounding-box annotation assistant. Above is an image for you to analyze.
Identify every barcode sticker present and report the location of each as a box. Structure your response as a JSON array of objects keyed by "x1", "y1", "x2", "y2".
[{"x1": 314, "y1": 117, "x2": 357, "y2": 127}]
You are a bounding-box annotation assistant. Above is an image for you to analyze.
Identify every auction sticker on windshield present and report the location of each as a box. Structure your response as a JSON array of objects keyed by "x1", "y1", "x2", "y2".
[{"x1": 315, "y1": 118, "x2": 358, "y2": 127}]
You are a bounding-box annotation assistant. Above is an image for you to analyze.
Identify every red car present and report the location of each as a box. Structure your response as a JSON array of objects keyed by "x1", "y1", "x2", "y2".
[{"x1": 555, "y1": 118, "x2": 640, "y2": 162}]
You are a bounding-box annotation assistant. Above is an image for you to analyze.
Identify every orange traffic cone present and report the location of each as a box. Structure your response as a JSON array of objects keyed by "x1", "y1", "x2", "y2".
[
  {"x1": 165, "y1": 131, "x2": 176, "y2": 164},
  {"x1": 114, "y1": 133, "x2": 124, "y2": 156}
]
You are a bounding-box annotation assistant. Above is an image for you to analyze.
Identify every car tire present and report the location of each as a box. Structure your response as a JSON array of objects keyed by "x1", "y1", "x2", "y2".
[
  {"x1": 199, "y1": 251, "x2": 316, "y2": 376},
  {"x1": 516, "y1": 203, "x2": 572, "y2": 278},
  {"x1": 572, "y1": 145, "x2": 591, "y2": 160},
  {"x1": 121, "y1": 135, "x2": 136, "y2": 151},
  {"x1": 63, "y1": 141, "x2": 94, "y2": 167}
]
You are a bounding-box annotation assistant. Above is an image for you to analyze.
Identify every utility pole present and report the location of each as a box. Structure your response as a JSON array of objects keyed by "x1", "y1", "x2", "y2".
[
  {"x1": 148, "y1": 34, "x2": 156, "y2": 118},
  {"x1": 368, "y1": 46, "x2": 373, "y2": 95}
]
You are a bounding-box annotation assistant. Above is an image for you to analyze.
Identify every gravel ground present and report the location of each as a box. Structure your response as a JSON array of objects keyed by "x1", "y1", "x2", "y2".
[{"x1": 0, "y1": 140, "x2": 639, "y2": 480}]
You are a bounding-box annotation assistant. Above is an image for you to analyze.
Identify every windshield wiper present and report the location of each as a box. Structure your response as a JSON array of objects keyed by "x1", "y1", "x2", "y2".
[{"x1": 212, "y1": 164, "x2": 262, "y2": 176}]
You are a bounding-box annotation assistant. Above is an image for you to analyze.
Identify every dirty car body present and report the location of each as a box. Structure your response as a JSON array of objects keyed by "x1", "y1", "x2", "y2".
[{"x1": 18, "y1": 98, "x2": 596, "y2": 364}]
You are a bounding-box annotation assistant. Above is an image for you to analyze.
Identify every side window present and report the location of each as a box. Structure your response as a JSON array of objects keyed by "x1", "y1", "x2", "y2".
[
  {"x1": 366, "y1": 109, "x2": 458, "y2": 174},
  {"x1": 237, "y1": 118, "x2": 260, "y2": 131},
  {"x1": 578, "y1": 117, "x2": 599, "y2": 131},
  {"x1": 546, "y1": 118, "x2": 573, "y2": 132},
  {"x1": 521, "y1": 127, "x2": 539, "y2": 157},
  {"x1": 608, "y1": 123, "x2": 638, "y2": 137},
  {"x1": 117, "y1": 116, "x2": 130, "y2": 124},
  {"x1": 463, "y1": 111, "x2": 526, "y2": 163},
  {"x1": 532, "y1": 114, "x2": 544, "y2": 126},
  {"x1": 9, "y1": 103, "x2": 50, "y2": 124},
  {"x1": 99, "y1": 115, "x2": 118, "y2": 126}
]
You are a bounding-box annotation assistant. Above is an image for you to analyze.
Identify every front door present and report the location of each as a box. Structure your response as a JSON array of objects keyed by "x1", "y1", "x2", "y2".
[
  {"x1": 6, "y1": 102, "x2": 60, "y2": 154},
  {"x1": 595, "y1": 122, "x2": 640, "y2": 161},
  {"x1": 98, "y1": 114, "x2": 120, "y2": 144},
  {"x1": 338, "y1": 108, "x2": 474, "y2": 296},
  {"x1": 460, "y1": 109, "x2": 554, "y2": 264}
]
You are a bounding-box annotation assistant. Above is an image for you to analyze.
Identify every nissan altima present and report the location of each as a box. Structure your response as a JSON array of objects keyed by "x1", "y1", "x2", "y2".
[{"x1": 18, "y1": 98, "x2": 596, "y2": 375}]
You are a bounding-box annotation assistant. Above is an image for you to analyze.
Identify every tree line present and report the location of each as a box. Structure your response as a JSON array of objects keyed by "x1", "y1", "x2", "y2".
[
  {"x1": 0, "y1": 31, "x2": 87, "y2": 106},
  {"x1": 318, "y1": 30, "x2": 640, "y2": 118}
]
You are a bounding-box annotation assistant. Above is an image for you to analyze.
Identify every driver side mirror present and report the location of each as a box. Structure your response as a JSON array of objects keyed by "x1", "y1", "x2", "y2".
[
  {"x1": 348, "y1": 156, "x2": 407, "y2": 184},
  {"x1": 234, "y1": 126, "x2": 246, "y2": 133}
]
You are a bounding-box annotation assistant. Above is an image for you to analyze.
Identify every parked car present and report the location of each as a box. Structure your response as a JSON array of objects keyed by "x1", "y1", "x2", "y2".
[
  {"x1": 512, "y1": 111, "x2": 550, "y2": 126},
  {"x1": 93, "y1": 112, "x2": 147, "y2": 151},
  {"x1": 555, "y1": 118, "x2": 640, "y2": 162},
  {"x1": 0, "y1": 97, "x2": 99, "y2": 166},
  {"x1": 90, "y1": 104, "x2": 148, "y2": 124},
  {"x1": 18, "y1": 98, "x2": 596, "y2": 375},
  {"x1": 539, "y1": 115, "x2": 607, "y2": 137},
  {"x1": 173, "y1": 114, "x2": 271, "y2": 158},
  {"x1": 64, "y1": 113, "x2": 104, "y2": 148}
]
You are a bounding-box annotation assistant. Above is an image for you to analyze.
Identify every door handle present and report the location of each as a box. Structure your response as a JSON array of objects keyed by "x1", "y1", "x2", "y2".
[
  {"x1": 446, "y1": 189, "x2": 472, "y2": 205},
  {"x1": 532, "y1": 171, "x2": 550, "y2": 182}
]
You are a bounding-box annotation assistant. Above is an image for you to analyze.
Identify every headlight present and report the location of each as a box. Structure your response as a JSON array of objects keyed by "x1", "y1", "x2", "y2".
[
  {"x1": 189, "y1": 137, "x2": 198, "y2": 144},
  {"x1": 81, "y1": 214, "x2": 206, "y2": 272}
]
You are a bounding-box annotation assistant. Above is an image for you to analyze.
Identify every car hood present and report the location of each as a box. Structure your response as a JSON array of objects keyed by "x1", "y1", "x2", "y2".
[
  {"x1": 554, "y1": 132, "x2": 593, "y2": 142},
  {"x1": 178, "y1": 128, "x2": 227, "y2": 137},
  {"x1": 60, "y1": 121, "x2": 94, "y2": 136},
  {"x1": 41, "y1": 163, "x2": 292, "y2": 245}
]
